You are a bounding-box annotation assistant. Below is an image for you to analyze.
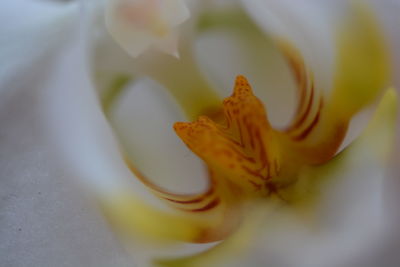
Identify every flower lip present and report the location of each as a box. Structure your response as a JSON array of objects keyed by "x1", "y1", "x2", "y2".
[{"x1": 174, "y1": 75, "x2": 281, "y2": 197}]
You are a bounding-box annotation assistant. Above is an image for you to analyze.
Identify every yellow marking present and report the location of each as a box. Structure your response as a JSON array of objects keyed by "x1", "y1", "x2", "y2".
[{"x1": 174, "y1": 75, "x2": 281, "y2": 196}]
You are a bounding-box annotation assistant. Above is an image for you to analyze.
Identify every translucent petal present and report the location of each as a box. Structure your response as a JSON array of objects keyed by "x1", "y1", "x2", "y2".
[
  {"x1": 42, "y1": 12, "x2": 240, "y2": 266},
  {"x1": 109, "y1": 77, "x2": 208, "y2": 194},
  {"x1": 131, "y1": 42, "x2": 221, "y2": 119},
  {"x1": 194, "y1": 23, "x2": 296, "y2": 128},
  {"x1": 160, "y1": 0, "x2": 190, "y2": 27},
  {"x1": 241, "y1": 0, "x2": 340, "y2": 95},
  {"x1": 105, "y1": 0, "x2": 190, "y2": 57},
  {"x1": 93, "y1": 31, "x2": 221, "y2": 120}
]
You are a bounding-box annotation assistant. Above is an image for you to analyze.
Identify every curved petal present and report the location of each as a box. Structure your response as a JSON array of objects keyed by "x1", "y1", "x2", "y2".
[
  {"x1": 330, "y1": 3, "x2": 390, "y2": 117},
  {"x1": 193, "y1": 8, "x2": 297, "y2": 128},
  {"x1": 42, "y1": 4, "x2": 243, "y2": 265},
  {"x1": 240, "y1": 0, "x2": 339, "y2": 94},
  {"x1": 92, "y1": 24, "x2": 221, "y2": 121},
  {"x1": 245, "y1": 1, "x2": 391, "y2": 164},
  {"x1": 37, "y1": 0, "x2": 164, "y2": 243},
  {"x1": 237, "y1": 0, "x2": 392, "y2": 106},
  {"x1": 109, "y1": 77, "x2": 207, "y2": 194},
  {"x1": 0, "y1": 1, "x2": 138, "y2": 265},
  {"x1": 128, "y1": 40, "x2": 222, "y2": 119}
]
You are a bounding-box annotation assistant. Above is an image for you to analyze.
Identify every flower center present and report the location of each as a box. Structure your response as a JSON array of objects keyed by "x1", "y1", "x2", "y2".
[{"x1": 174, "y1": 75, "x2": 282, "y2": 197}]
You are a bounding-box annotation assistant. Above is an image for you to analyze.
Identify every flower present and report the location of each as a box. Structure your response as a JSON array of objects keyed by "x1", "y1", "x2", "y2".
[
  {"x1": 2, "y1": 0, "x2": 399, "y2": 266},
  {"x1": 90, "y1": 1, "x2": 399, "y2": 265}
]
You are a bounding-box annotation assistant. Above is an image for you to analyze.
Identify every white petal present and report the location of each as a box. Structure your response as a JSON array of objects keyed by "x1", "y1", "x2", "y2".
[
  {"x1": 39, "y1": 14, "x2": 217, "y2": 267},
  {"x1": 109, "y1": 77, "x2": 208, "y2": 194},
  {"x1": 153, "y1": 32, "x2": 180, "y2": 58},
  {"x1": 160, "y1": 0, "x2": 190, "y2": 27},
  {"x1": 240, "y1": 0, "x2": 342, "y2": 94},
  {"x1": 0, "y1": 2, "x2": 134, "y2": 266},
  {"x1": 45, "y1": 39, "x2": 160, "y2": 212},
  {"x1": 0, "y1": 0, "x2": 78, "y2": 94},
  {"x1": 368, "y1": 0, "x2": 400, "y2": 88},
  {"x1": 105, "y1": 0, "x2": 190, "y2": 57},
  {"x1": 36, "y1": 10, "x2": 159, "y2": 212},
  {"x1": 194, "y1": 28, "x2": 296, "y2": 128}
]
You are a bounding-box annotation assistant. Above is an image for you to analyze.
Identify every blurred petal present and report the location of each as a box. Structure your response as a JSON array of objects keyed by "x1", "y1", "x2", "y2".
[
  {"x1": 131, "y1": 42, "x2": 222, "y2": 119},
  {"x1": 109, "y1": 77, "x2": 207, "y2": 194},
  {"x1": 40, "y1": 14, "x2": 198, "y2": 260},
  {"x1": 92, "y1": 30, "x2": 221, "y2": 120},
  {"x1": 194, "y1": 8, "x2": 296, "y2": 127},
  {"x1": 368, "y1": 0, "x2": 400, "y2": 87},
  {"x1": 0, "y1": 1, "x2": 136, "y2": 266},
  {"x1": 105, "y1": 0, "x2": 190, "y2": 57},
  {"x1": 42, "y1": 4, "x2": 238, "y2": 262},
  {"x1": 330, "y1": 3, "x2": 390, "y2": 117},
  {"x1": 264, "y1": 2, "x2": 391, "y2": 164},
  {"x1": 241, "y1": 0, "x2": 339, "y2": 93},
  {"x1": 0, "y1": 0, "x2": 77, "y2": 94}
]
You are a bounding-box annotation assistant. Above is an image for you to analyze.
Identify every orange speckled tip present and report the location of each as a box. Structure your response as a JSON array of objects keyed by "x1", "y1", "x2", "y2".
[{"x1": 174, "y1": 75, "x2": 281, "y2": 196}]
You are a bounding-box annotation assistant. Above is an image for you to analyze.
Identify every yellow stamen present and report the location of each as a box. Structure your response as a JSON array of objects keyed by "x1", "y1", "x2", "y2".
[{"x1": 174, "y1": 75, "x2": 281, "y2": 196}]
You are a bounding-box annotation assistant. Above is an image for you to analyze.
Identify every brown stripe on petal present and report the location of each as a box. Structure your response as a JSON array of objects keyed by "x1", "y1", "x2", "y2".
[
  {"x1": 248, "y1": 180, "x2": 263, "y2": 192},
  {"x1": 292, "y1": 99, "x2": 323, "y2": 141},
  {"x1": 241, "y1": 165, "x2": 268, "y2": 180},
  {"x1": 286, "y1": 83, "x2": 315, "y2": 132},
  {"x1": 162, "y1": 186, "x2": 214, "y2": 204},
  {"x1": 123, "y1": 156, "x2": 224, "y2": 212},
  {"x1": 279, "y1": 41, "x2": 313, "y2": 126},
  {"x1": 187, "y1": 198, "x2": 221, "y2": 212}
]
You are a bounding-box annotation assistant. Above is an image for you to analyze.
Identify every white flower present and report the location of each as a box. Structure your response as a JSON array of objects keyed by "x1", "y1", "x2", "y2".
[{"x1": 1, "y1": 0, "x2": 400, "y2": 267}]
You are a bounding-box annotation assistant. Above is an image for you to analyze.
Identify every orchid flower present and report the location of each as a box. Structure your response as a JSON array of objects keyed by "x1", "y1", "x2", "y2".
[{"x1": 2, "y1": 0, "x2": 399, "y2": 266}]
